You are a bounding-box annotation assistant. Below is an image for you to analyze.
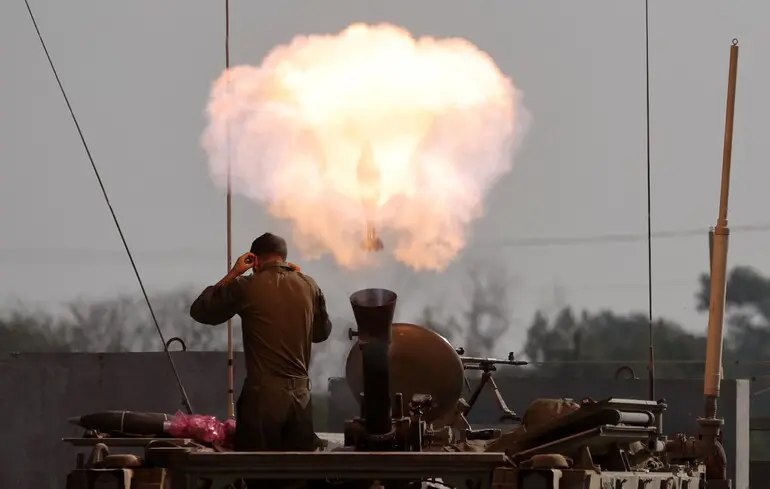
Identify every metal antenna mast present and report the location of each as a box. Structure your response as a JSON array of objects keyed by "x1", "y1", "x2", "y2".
[
  {"x1": 643, "y1": 0, "x2": 656, "y2": 402},
  {"x1": 700, "y1": 37, "x2": 740, "y2": 432},
  {"x1": 225, "y1": 0, "x2": 235, "y2": 420}
]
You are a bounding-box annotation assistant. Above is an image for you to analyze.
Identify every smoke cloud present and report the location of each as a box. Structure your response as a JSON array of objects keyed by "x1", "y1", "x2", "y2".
[{"x1": 202, "y1": 23, "x2": 530, "y2": 271}]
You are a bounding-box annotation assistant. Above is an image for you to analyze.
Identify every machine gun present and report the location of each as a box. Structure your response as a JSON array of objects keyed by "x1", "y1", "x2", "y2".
[
  {"x1": 457, "y1": 350, "x2": 527, "y2": 426},
  {"x1": 435, "y1": 349, "x2": 528, "y2": 441}
]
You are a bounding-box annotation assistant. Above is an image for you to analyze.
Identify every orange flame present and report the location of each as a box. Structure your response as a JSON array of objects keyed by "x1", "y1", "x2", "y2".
[{"x1": 202, "y1": 23, "x2": 530, "y2": 271}]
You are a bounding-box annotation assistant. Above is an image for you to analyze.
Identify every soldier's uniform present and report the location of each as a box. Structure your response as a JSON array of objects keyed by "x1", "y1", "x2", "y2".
[{"x1": 190, "y1": 260, "x2": 332, "y2": 454}]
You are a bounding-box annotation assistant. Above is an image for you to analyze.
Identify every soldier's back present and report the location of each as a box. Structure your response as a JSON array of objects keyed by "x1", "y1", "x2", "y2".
[{"x1": 239, "y1": 262, "x2": 316, "y2": 381}]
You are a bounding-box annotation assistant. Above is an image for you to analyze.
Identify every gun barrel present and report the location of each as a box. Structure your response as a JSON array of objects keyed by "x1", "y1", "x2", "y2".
[{"x1": 461, "y1": 356, "x2": 528, "y2": 367}]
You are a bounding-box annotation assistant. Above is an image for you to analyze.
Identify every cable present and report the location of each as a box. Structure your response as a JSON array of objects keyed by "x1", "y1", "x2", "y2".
[
  {"x1": 644, "y1": 0, "x2": 656, "y2": 402},
  {"x1": 481, "y1": 222, "x2": 770, "y2": 248},
  {"x1": 22, "y1": 0, "x2": 194, "y2": 415},
  {"x1": 4, "y1": 221, "x2": 770, "y2": 265}
]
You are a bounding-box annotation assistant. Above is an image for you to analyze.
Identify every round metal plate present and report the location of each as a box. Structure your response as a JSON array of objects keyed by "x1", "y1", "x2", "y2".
[{"x1": 345, "y1": 322, "x2": 464, "y2": 423}]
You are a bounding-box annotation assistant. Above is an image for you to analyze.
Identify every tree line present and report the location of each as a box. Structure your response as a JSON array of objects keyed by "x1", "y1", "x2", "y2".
[
  {"x1": 6, "y1": 264, "x2": 770, "y2": 438},
  {"x1": 4, "y1": 264, "x2": 770, "y2": 384},
  {"x1": 417, "y1": 264, "x2": 770, "y2": 382},
  {"x1": 518, "y1": 265, "x2": 770, "y2": 381}
]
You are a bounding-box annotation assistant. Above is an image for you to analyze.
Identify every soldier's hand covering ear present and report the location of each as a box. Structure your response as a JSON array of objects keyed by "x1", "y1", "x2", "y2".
[{"x1": 232, "y1": 252, "x2": 257, "y2": 275}]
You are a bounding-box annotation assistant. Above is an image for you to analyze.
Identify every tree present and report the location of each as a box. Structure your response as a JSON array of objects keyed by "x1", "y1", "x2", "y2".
[
  {"x1": 521, "y1": 264, "x2": 770, "y2": 381},
  {"x1": 696, "y1": 266, "x2": 770, "y2": 378},
  {"x1": 0, "y1": 309, "x2": 70, "y2": 352},
  {"x1": 422, "y1": 264, "x2": 514, "y2": 357},
  {"x1": 420, "y1": 307, "x2": 461, "y2": 345},
  {"x1": 146, "y1": 289, "x2": 242, "y2": 352},
  {"x1": 697, "y1": 265, "x2": 770, "y2": 319},
  {"x1": 696, "y1": 266, "x2": 770, "y2": 460},
  {"x1": 0, "y1": 289, "x2": 235, "y2": 353},
  {"x1": 62, "y1": 295, "x2": 156, "y2": 352},
  {"x1": 522, "y1": 307, "x2": 707, "y2": 379}
]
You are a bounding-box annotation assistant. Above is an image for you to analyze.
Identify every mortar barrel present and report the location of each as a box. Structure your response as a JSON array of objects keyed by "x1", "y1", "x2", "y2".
[{"x1": 349, "y1": 288, "x2": 397, "y2": 439}]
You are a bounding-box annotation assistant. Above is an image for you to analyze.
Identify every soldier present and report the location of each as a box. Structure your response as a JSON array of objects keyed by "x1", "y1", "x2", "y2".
[{"x1": 190, "y1": 232, "x2": 332, "y2": 461}]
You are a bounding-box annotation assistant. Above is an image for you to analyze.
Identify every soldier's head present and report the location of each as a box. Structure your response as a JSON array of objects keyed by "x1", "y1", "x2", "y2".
[{"x1": 249, "y1": 232, "x2": 288, "y2": 269}]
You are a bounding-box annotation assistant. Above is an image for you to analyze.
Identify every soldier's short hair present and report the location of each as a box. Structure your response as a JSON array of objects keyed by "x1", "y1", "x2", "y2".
[{"x1": 250, "y1": 232, "x2": 288, "y2": 260}]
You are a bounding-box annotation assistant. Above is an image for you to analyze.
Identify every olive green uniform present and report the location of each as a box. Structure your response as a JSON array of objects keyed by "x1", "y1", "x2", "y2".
[{"x1": 190, "y1": 261, "x2": 332, "y2": 454}]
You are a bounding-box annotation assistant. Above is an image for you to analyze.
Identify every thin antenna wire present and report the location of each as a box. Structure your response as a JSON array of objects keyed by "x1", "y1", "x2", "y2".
[
  {"x1": 22, "y1": 0, "x2": 193, "y2": 414},
  {"x1": 225, "y1": 0, "x2": 235, "y2": 419},
  {"x1": 644, "y1": 0, "x2": 656, "y2": 402}
]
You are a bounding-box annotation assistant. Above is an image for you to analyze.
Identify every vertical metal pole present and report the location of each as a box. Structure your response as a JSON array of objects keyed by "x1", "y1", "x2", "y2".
[
  {"x1": 703, "y1": 39, "x2": 739, "y2": 419},
  {"x1": 708, "y1": 227, "x2": 714, "y2": 275},
  {"x1": 225, "y1": 0, "x2": 235, "y2": 420},
  {"x1": 643, "y1": 0, "x2": 656, "y2": 403}
]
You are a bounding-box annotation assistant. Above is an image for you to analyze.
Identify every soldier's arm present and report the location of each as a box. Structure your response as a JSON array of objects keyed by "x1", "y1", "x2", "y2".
[
  {"x1": 190, "y1": 273, "x2": 247, "y2": 325},
  {"x1": 312, "y1": 287, "x2": 333, "y2": 343}
]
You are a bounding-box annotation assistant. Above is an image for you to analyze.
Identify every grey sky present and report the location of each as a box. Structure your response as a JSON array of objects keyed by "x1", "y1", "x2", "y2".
[{"x1": 2, "y1": 0, "x2": 768, "y2": 355}]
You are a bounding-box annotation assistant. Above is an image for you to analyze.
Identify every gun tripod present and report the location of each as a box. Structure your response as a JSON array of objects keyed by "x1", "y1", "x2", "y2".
[{"x1": 446, "y1": 349, "x2": 526, "y2": 441}]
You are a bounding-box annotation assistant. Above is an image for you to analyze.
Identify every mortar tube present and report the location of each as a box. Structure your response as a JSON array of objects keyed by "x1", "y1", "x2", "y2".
[
  {"x1": 349, "y1": 288, "x2": 398, "y2": 448},
  {"x1": 360, "y1": 342, "x2": 392, "y2": 436}
]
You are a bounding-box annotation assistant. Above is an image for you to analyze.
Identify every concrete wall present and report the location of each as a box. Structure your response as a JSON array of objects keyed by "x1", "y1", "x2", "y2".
[
  {"x1": 0, "y1": 352, "x2": 248, "y2": 489},
  {"x1": 330, "y1": 376, "x2": 750, "y2": 488},
  {"x1": 751, "y1": 462, "x2": 770, "y2": 487},
  {"x1": 0, "y1": 352, "x2": 751, "y2": 489}
]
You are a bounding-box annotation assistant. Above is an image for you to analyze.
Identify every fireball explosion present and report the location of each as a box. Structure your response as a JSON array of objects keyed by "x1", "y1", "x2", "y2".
[{"x1": 202, "y1": 23, "x2": 529, "y2": 271}]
